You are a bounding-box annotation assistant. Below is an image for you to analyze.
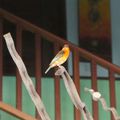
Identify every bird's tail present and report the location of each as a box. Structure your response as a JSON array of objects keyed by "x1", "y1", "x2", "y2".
[{"x1": 45, "y1": 66, "x2": 52, "y2": 74}]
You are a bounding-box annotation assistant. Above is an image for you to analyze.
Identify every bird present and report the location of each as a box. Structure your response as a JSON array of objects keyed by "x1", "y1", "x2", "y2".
[{"x1": 45, "y1": 44, "x2": 70, "y2": 74}]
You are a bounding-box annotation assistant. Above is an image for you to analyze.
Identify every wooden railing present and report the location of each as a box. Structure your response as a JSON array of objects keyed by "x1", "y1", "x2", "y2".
[
  {"x1": 0, "y1": 8, "x2": 120, "y2": 120},
  {"x1": 0, "y1": 101, "x2": 37, "y2": 120}
]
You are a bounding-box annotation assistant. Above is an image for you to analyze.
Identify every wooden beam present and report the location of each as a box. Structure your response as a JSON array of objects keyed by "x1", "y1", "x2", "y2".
[
  {"x1": 1, "y1": 8, "x2": 120, "y2": 75},
  {"x1": 0, "y1": 102, "x2": 37, "y2": 120}
]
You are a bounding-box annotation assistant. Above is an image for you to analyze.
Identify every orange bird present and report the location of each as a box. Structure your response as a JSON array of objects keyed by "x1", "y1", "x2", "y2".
[{"x1": 45, "y1": 44, "x2": 70, "y2": 74}]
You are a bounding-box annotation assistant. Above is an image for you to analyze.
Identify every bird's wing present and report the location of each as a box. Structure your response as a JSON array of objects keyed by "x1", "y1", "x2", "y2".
[{"x1": 50, "y1": 50, "x2": 65, "y2": 65}]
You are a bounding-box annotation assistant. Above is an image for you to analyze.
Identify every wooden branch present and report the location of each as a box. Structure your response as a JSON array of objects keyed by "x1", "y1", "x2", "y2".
[{"x1": 3, "y1": 33, "x2": 51, "y2": 120}]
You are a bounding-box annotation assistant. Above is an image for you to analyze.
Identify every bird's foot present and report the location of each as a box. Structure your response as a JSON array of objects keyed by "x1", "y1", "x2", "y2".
[{"x1": 55, "y1": 65, "x2": 65, "y2": 76}]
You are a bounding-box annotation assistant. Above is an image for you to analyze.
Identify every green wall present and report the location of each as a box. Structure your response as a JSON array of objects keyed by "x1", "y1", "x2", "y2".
[{"x1": 0, "y1": 77, "x2": 120, "y2": 120}]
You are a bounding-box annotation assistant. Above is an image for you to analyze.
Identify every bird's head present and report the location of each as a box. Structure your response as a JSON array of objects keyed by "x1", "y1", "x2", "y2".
[
  {"x1": 64, "y1": 44, "x2": 69, "y2": 48},
  {"x1": 63, "y1": 44, "x2": 69, "y2": 51}
]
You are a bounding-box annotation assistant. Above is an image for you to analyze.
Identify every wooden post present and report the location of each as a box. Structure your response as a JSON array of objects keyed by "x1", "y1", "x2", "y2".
[
  {"x1": 35, "y1": 33, "x2": 42, "y2": 119},
  {"x1": 16, "y1": 24, "x2": 22, "y2": 110},
  {"x1": 91, "y1": 60, "x2": 98, "y2": 120},
  {"x1": 109, "y1": 69, "x2": 116, "y2": 120},
  {"x1": 0, "y1": 17, "x2": 3, "y2": 101},
  {"x1": 54, "y1": 43, "x2": 61, "y2": 120},
  {"x1": 73, "y1": 50, "x2": 81, "y2": 120}
]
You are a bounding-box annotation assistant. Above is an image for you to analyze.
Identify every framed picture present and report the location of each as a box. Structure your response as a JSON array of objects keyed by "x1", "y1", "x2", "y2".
[{"x1": 79, "y1": 0, "x2": 111, "y2": 61}]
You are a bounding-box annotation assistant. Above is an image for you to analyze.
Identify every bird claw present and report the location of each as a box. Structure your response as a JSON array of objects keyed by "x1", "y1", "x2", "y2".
[{"x1": 55, "y1": 66, "x2": 65, "y2": 76}]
